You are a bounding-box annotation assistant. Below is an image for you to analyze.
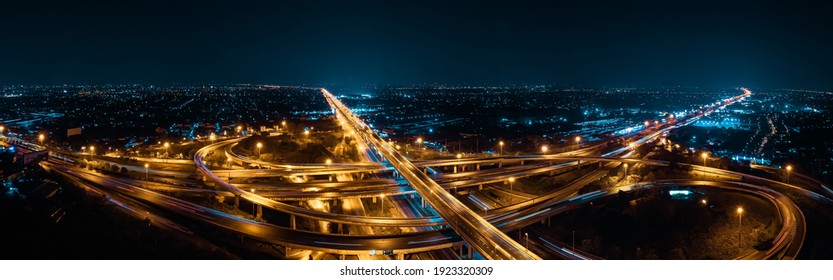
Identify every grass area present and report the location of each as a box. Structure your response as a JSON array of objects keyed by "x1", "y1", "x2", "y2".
[{"x1": 536, "y1": 186, "x2": 780, "y2": 259}]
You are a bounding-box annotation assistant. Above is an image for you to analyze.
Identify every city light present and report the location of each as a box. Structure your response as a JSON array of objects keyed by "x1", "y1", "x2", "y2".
[{"x1": 541, "y1": 145, "x2": 548, "y2": 154}]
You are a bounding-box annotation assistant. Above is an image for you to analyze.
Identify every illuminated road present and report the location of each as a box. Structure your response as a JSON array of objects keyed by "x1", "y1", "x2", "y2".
[{"x1": 323, "y1": 89, "x2": 540, "y2": 260}]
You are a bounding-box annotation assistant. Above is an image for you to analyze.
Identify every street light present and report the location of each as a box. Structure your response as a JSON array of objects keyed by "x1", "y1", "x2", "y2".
[
  {"x1": 574, "y1": 136, "x2": 581, "y2": 149},
  {"x1": 456, "y1": 153, "x2": 462, "y2": 159},
  {"x1": 164, "y1": 142, "x2": 170, "y2": 163},
  {"x1": 144, "y1": 163, "x2": 149, "y2": 188},
  {"x1": 89, "y1": 146, "x2": 95, "y2": 161},
  {"x1": 38, "y1": 134, "x2": 45, "y2": 146},
  {"x1": 416, "y1": 137, "x2": 423, "y2": 159},
  {"x1": 737, "y1": 206, "x2": 744, "y2": 247},
  {"x1": 508, "y1": 177, "x2": 515, "y2": 203},
  {"x1": 701, "y1": 152, "x2": 708, "y2": 166},
  {"x1": 256, "y1": 142, "x2": 263, "y2": 158},
  {"x1": 380, "y1": 193, "x2": 386, "y2": 214},
  {"x1": 227, "y1": 158, "x2": 232, "y2": 179},
  {"x1": 541, "y1": 145, "x2": 548, "y2": 154},
  {"x1": 304, "y1": 130, "x2": 310, "y2": 136},
  {"x1": 236, "y1": 125, "x2": 242, "y2": 135},
  {"x1": 524, "y1": 232, "x2": 529, "y2": 251},
  {"x1": 786, "y1": 165, "x2": 793, "y2": 183},
  {"x1": 209, "y1": 133, "x2": 216, "y2": 143},
  {"x1": 499, "y1": 141, "x2": 504, "y2": 155},
  {"x1": 325, "y1": 158, "x2": 332, "y2": 167}
]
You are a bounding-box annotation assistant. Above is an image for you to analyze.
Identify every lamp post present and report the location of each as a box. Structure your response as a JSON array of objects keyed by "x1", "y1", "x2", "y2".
[
  {"x1": 380, "y1": 193, "x2": 386, "y2": 215},
  {"x1": 524, "y1": 232, "x2": 529, "y2": 251},
  {"x1": 227, "y1": 158, "x2": 232, "y2": 179},
  {"x1": 416, "y1": 137, "x2": 423, "y2": 160},
  {"x1": 256, "y1": 142, "x2": 263, "y2": 159},
  {"x1": 737, "y1": 207, "x2": 744, "y2": 247},
  {"x1": 786, "y1": 165, "x2": 792, "y2": 183},
  {"x1": 144, "y1": 163, "x2": 149, "y2": 188},
  {"x1": 499, "y1": 141, "x2": 504, "y2": 155},
  {"x1": 701, "y1": 152, "x2": 708, "y2": 167},
  {"x1": 508, "y1": 177, "x2": 515, "y2": 204},
  {"x1": 541, "y1": 145, "x2": 548, "y2": 155},
  {"x1": 89, "y1": 146, "x2": 95, "y2": 161},
  {"x1": 209, "y1": 133, "x2": 216, "y2": 144},
  {"x1": 164, "y1": 142, "x2": 170, "y2": 163},
  {"x1": 575, "y1": 136, "x2": 581, "y2": 150},
  {"x1": 251, "y1": 188, "x2": 256, "y2": 218},
  {"x1": 38, "y1": 134, "x2": 45, "y2": 146}
]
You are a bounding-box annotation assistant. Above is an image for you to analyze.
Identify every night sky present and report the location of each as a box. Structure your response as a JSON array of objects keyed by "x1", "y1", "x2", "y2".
[{"x1": 2, "y1": 0, "x2": 831, "y2": 88}]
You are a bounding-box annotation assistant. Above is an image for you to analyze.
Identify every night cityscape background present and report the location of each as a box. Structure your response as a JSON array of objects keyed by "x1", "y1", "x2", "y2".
[{"x1": 2, "y1": 1, "x2": 833, "y2": 261}]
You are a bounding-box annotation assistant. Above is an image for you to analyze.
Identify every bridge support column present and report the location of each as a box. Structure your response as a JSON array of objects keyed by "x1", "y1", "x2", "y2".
[
  {"x1": 339, "y1": 254, "x2": 345, "y2": 260},
  {"x1": 424, "y1": 167, "x2": 428, "y2": 174},
  {"x1": 337, "y1": 223, "x2": 343, "y2": 234},
  {"x1": 498, "y1": 161, "x2": 502, "y2": 168},
  {"x1": 396, "y1": 253, "x2": 404, "y2": 260},
  {"x1": 234, "y1": 194, "x2": 240, "y2": 208},
  {"x1": 453, "y1": 166, "x2": 457, "y2": 173},
  {"x1": 290, "y1": 215, "x2": 296, "y2": 229},
  {"x1": 520, "y1": 160, "x2": 524, "y2": 166},
  {"x1": 479, "y1": 184, "x2": 483, "y2": 191},
  {"x1": 467, "y1": 245, "x2": 473, "y2": 259},
  {"x1": 476, "y1": 164, "x2": 480, "y2": 171},
  {"x1": 421, "y1": 197, "x2": 426, "y2": 208},
  {"x1": 329, "y1": 175, "x2": 333, "y2": 182},
  {"x1": 256, "y1": 205, "x2": 263, "y2": 220}
]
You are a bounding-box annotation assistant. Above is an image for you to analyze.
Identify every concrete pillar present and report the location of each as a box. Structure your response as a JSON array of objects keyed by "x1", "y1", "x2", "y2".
[
  {"x1": 453, "y1": 166, "x2": 457, "y2": 173},
  {"x1": 290, "y1": 215, "x2": 296, "y2": 229},
  {"x1": 467, "y1": 246, "x2": 473, "y2": 260},
  {"x1": 339, "y1": 254, "x2": 345, "y2": 260},
  {"x1": 256, "y1": 205, "x2": 263, "y2": 220},
  {"x1": 479, "y1": 184, "x2": 483, "y2": 191},
  {"x1": 476, "y1": 164, "x2": 480, "y2": 171},
  {"x1": 521, "y1": 160, "x2": 524, "y2": 166},
  {"x1": 396, "y1": 253, "x2": 404, "y2": 260},
  {"x1": 498, "y1": 161, "x2": 502, "y2": 168},
  {"x1": 421, "y1": 197, "x2": 426, "y2": 208},
  {"x1": 234, "y1": 194, "x2": 240, "y2": 208},
  {"x1": 372, "y1": 197, "x2": 377, "y2": 203},
  {"x1": 329, "y1": 175, "x2": 333, "y2": 182}
]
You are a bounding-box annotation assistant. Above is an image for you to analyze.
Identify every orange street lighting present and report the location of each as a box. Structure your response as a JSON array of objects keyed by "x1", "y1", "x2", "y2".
[
  {"x1": 786, "y1": 164, "x2": 793, "y2": 183},
  {"x1": 38, "y1": 134, "x2": 45, "y2": 145},
  {"x1": 701, "y1": 152, "x2": 708, "y2": 166},
  {"x1": 508, "y1": 177, "x2": 516, "y2": 203},
  {"x1": 256, "y1": 142, "x2": 263, "y2": 156},
  {"x1": 144, "y1": 163, "x2": 150, "y2": 188},
  {"x1": 456, "y1": 153, "x2": 462, "y2": 159},
  {"x1": 304, "y1": 130, "x2": 310, "y2": 136},
  {"x1": 325, "y1": 158, "x2": 332, "y2": 166},
  {"x1": 737, "y1": 206, "x2": 744, "y2": 246},
  {"x1": 541, "y1": 145, "x2": 548, "y2": 154}
]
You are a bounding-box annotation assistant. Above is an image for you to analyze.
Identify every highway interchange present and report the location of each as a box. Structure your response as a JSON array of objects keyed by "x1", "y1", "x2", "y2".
[{"x1": 12, "y1": 87, "x2": 829, "y2": 260}]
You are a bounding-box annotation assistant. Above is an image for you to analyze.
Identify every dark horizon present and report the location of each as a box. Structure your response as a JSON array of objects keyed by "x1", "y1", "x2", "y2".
[{"x1": 2, "y1": 0, "x2": 832, "y2": 89}]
